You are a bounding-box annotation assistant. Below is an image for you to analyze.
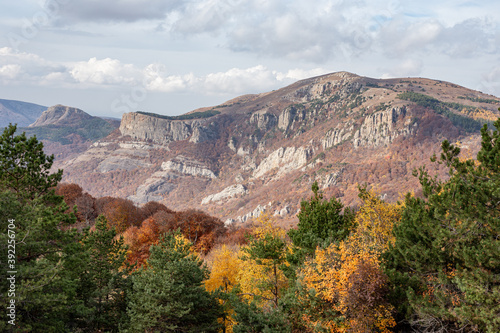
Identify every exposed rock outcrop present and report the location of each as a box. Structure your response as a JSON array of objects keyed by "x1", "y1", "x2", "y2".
[
  {"x1": 120, "y1": 113, "x2": 191, "y2": 143},
  {"x1": 252, "y1": 146, "x2": 312, "y2": 179},
  {"x1": 352, "y1": 107, "x2": 415, "y2": 148},
  {"x1": 322, "y1": 125, "x2": 354, "y2": 149},
  {"x1": 278, "y1": 105, "x2": 305, "y2": 131},
  {"x1": 119, "y1": 112, "x2": 219, "y2": 144},
  {"x1": 250, "y1": 109, "x2": 277, "y2": 131},
  {"x1": 201, "y1": 184, "x2": 248, "y2": 204},
  {"x1": 162, "y1": 155, "x2": 216, "y2": 179}
]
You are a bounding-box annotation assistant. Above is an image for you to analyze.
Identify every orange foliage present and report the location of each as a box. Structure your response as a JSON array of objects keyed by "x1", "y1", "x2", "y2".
[
  {"x1": 301, "y1": 189, "x2": 401, "y2": 332},
  {"x1": 123, "y1": 217, "x2": 161, "y2": 268}
]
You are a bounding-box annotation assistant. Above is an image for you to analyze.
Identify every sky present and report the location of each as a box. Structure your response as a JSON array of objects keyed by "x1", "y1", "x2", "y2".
[{"x1": 0, "y1": 0, "x2": 499, "y2": 118}]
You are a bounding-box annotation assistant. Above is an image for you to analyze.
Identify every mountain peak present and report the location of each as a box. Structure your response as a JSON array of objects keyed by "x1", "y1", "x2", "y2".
[{"x1": 29, "y1": 104, "x2": 93, "y2": 127}]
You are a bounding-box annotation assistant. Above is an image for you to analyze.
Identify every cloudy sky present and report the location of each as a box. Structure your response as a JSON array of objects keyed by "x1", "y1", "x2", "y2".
[{"x1": 1, "y1": 0, "x2": 499, "y2": 117}]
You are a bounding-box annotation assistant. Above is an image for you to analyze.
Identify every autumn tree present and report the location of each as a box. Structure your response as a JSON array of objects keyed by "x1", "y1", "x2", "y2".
[
  {"x1": 55, "y1": 183, "x2": 83, "y2": 208},
  {"x1": 166, "y1": 209, "x2": 226, "y2": 254},
  {"x1": 205, "y1": 245, "x2": 242, "y2": 332},
  {"x1": 123, "y1": 216, "x2": 161, "y2": 268},
  {"x1": 229, "y1": 215, "x2": 293, "y2": 332},
  {"x1": 99, "y1": 197, "x2": 142, "y2": 233},
  {"x1": 383, "y1": 119, "x2": 500, "y2": 332},
  {"x1": 140, "y1": 200, "x2": 174, "y2": 218},
  {"x1": 75, "y1": 193, "x2": 97, "y2": 226},
  {"x1": 300, "y1": 188, "x2": 401, "y2": 332}
]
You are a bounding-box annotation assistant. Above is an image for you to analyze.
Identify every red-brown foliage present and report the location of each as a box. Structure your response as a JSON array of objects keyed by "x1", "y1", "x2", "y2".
[
  {"x1": 75, "y1": 193, "x2": 97, "y2": 226},
  {"x1": 97, "y1": 197, "x2": 143, "y2": 233},
  {"x1": 140, "y1": 201, "x2": 174, "y2": 219},
  {"x1": 55, "y1": 183, "x2": 83, "y2": 208}
]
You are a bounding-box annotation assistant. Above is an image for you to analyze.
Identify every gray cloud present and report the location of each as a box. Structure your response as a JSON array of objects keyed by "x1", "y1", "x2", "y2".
[{"x1": 48, "y1": 0, "x2": 184, "y2": 23}]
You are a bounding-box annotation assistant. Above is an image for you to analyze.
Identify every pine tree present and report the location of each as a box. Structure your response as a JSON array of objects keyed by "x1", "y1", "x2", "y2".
[
  {"x1": 0, "y1": 124, "x2": 62, "y2": 202},
  {"x1": 124, "y1": 231, "x2": 222, "y2": 332},
  {"x1": 69, "y1": 215, "x2": 131, "y2": 332},
  {"x1": 0, "y1": 125, "x2": 78, "y2": 331},
  {"x1": 288, "y1": 181, "x2": 354, "y2": 265},
  {"x1": 383, "y1": 119, "x2": 500, "y2": 332}
]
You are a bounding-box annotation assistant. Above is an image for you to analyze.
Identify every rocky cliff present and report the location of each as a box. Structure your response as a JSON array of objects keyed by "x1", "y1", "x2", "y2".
[{"x1": 58, "y1": 72, "x2": 500, "y2": 226}]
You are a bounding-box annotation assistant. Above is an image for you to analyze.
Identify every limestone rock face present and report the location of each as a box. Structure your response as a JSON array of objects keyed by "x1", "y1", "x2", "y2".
[
  {"x1": 278, "y1": 105, "x2": 305, "y2": 132},
  {"x1": 129, "y1": 178, "x2": 177, "y2": 204},
  {"x1": 250, "y1": 109, "x2": 277, "y2": 131},
  {"x1": 189, "y1": 122, "x2": 218, "y2": 143},
  {"x1": 201, "y1": 184, "x2": 248, "y2": 204},
  {"x1": 353, "y1": 107, "x2": 414, "y2": 148},
  {"x1": 252, "y1": 146, "x2": 312, "y2": 179},
  {"x1": 119, "y1": 113, "x2": 191, "y2": 143},
  {"x1": 162, "y1": 156, "x2": 216, "y2": 179},
  {"x1": 322, "y1": 125, "x2": 354, "y2": 149}
]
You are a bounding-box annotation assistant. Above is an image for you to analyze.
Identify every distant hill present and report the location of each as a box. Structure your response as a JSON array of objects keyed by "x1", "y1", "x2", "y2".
[
  {"x1": 0, "y1": 99, "x2": 47, "y2": 127},
  {"x1": 20, "y1": 104, "x2": 120, "y2": 160},
  {"x1": 56, "y1": 72, "x2": 500, "y2": 226}
]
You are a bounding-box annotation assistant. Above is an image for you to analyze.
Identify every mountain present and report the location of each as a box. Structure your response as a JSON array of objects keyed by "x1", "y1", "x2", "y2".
[
  {"x1": 21, "y1": 104, "x2": 120, "y2": 160},
  {"x1": 56, "y1": 72, "x2": 500, "y2": 226},
  {"x1": 0, "y1": 99, "x2": 47, "y2": 127}
]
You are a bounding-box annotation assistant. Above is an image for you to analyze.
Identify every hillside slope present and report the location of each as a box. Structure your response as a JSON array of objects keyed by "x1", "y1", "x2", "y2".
[
  {"x1": 57, "y1": 72, "x2": 500, "y2": 226},
  {"x1": 0, "y1": 99, "x2": 47, "y2": 127},
  {"x1": 22, "y1": 105, "x2": 120, "y2": 160}
]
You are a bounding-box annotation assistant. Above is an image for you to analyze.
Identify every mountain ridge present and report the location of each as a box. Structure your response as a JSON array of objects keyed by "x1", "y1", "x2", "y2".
[
  {"x1": 0, "y1": 98, "x2": 47, "y2": 127},
  {"x1": 53, "y1": 71, "x2": 499, "y2": 225}
]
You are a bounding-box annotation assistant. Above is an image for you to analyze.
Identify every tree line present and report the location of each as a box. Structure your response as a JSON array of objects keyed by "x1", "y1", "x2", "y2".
[{"x1": 0, "y1": 120, "x2": 499, "y2": 332}]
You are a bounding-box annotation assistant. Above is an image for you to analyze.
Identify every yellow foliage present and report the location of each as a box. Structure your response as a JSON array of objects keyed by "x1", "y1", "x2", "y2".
[
  {"x1": 347, "y1": 189, "x2": 404, "y2": 257},
  {"x1": 238, "y1": 214, "x2": 290, "y2": 308},
  {"x1": 206, "y1": 245, "x2": 241, "y2": 293},
  {"x1": 251, "y1": 213, "x2": 287, "y2": 239},
  {"x1": 205, "y1": 245, "x2": 241, "y2": 333},
  {"x1": 301, "y1": 189, "x2": 401, "y2": 332}
]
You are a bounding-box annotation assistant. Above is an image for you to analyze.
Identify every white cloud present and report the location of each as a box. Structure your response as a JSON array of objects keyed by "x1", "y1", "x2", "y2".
[
  {"x1": 0, "y1": 48, "x2": 328, "y2": 95},
  {"x1": 70, "y1": 57, "x2": 142, "y2": 85},
  {"x1": 381, "y1": 59, "x2": 423, "y2": 78}
]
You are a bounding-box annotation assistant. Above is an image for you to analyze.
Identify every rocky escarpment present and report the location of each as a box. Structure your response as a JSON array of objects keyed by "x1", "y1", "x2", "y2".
[
  {"x1": 119, "y1": 112, "x2": 218, "y2": 144},
  {"x1": 353, "y1": 106, "x2": 415, "y2": 148},
  {"x1": 161, "y1": 156, "x2": 217, "y2": 179},
  {"x1": 201, "y1": 184, "x2": 248, "y2": 205},
  {"x1": 252, "y1": 146, "x2": 313, "y2": 179}
]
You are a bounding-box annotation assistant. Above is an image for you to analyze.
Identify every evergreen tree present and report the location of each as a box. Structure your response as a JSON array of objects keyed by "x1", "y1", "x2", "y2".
[
  {"x1": 68, "y1": 215, "x2": 131, "y2": 332},
  {"x1": 288, "y1": 181, "x2": 354, "y2": 264},
  {"x1": 124, "y1": 231, "x2": 222, "y2": 332},
  {"x1": 0, "y1": 124, "x2": 62, "y2": 202},
  {"x1": 0, "y1": 124, "x2": 79, "y2": 332},
  {"x1": 383, "y1": 119, "x2": 500, "y2": 332},
  {"x1": 0, "y1": 188, "x2": 78, "y2": 331}
]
